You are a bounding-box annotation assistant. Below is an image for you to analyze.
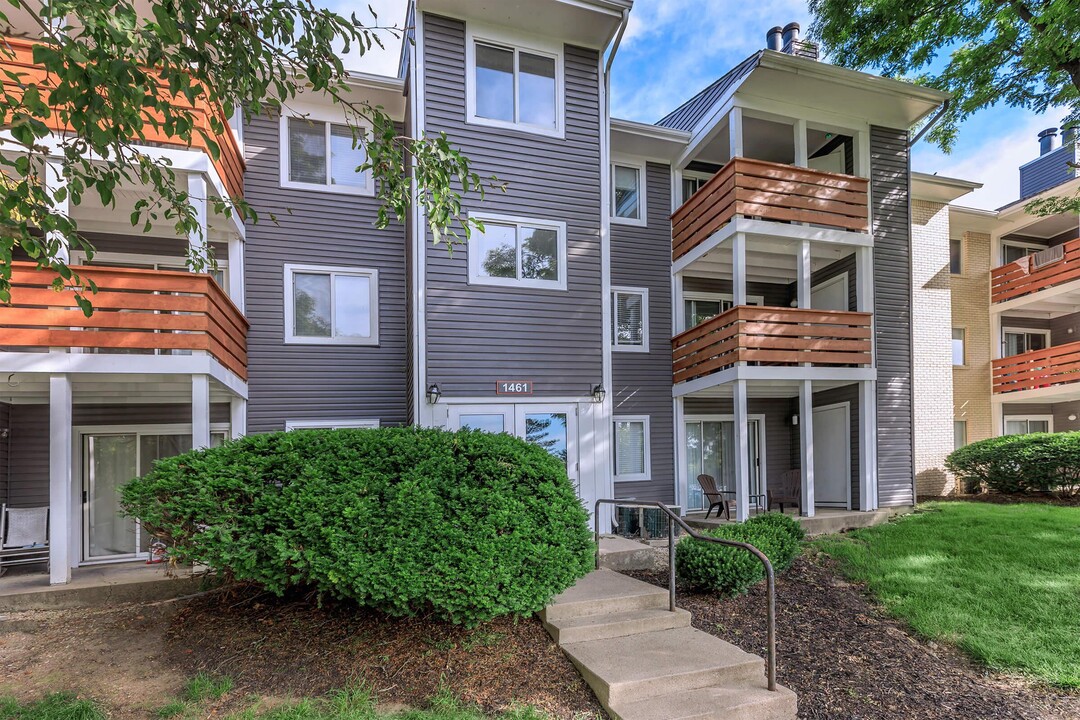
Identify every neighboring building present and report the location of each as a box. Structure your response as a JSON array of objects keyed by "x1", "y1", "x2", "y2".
[{"x1": 2, "y1": 0, "x2": 955, "y2": 585}]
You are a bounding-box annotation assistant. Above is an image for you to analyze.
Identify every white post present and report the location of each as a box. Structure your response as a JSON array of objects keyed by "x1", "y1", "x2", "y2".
[
  {"x1": 794, "y1": 119, "x2": 808, "y2": 167},
  {"x1": 187, "y1": 174, "x2": 209, "y2": 269},
  {"x1": 44, "y1": 160, "x2": 70, "y2": 264},
  {"x1": 49, "y1": 374, "x2": 72, "y2": 585},
  {"x1": 192, "y1": 375, "x2": 211, "y2": 449},
  {"x1": 797, "y1": 240, "x2": 812, "y2": 308},
  {"x1": 799, "y1": 380, "x2": 815, "y2": 518},
  {"x1": 859, "y1": 380, "x2": 879, "y2": 510},
  {"x1": 732, "y1": 233, "x2": 747, "y2": 307},
  {"x1": 991, "y1": 399, "x2": 1004, "y2": 438},
  {"x1": 673, "y1": 272, "x2": 685, "y2": 332},
  {"x1": 856, "y1": 246, "x2": 876, "y2": 366},
  {"x1": 673, "y1": 396, "x2": 687, "y2": 513},
  {"x1": 733, "y1": 379, "x2": 751, "y2": 521},
  {"x1": 729, "y1": 107, "x2": 744, "y2": 160},
  {"x1": 227, "y1": 233, "x2": 245, "y2": 312},
  {"x1": 229, "y1": 396, "x2": 247, "y2": 440}
]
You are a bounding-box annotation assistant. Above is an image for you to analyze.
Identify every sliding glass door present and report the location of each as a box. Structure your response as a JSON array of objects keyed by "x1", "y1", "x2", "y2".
[{"x1": 685, "y1": 418, "x2": 762, "y2": 512}]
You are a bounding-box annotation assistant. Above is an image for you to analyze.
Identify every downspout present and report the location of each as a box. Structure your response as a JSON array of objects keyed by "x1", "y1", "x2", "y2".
[
  {"x1": 909, "y1": 99, "x2": 950, "y2": 148},
  {"x1": 605, "y1": 9, "x2": 629, "y2": 76}
]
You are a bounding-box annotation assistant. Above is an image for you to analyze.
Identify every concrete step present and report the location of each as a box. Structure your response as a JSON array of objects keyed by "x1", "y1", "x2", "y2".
[
  {"x1": 561, "y1": 626, "x2": 765, "y2": 707},
  {"x1": 540, "y1": 569, "x2": 669, "y2": 623},
  {"x1": 609, "y1": 683, "x2": 799, "y2": 720},
  {"x1": 542, "y1": 606, "x2": 692, "y2": 644}
]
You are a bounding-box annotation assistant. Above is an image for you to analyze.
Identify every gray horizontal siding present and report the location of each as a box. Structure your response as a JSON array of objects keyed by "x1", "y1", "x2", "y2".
[
  {"x1": 1020, "y1": 145, "x2": 1077, "y2": 199},
  {"x1": 421, "y1": 14, "x2": 603, "y2": 397},
  {"x1": 812, "y1": 384, "x2": 860, "y2": 509},
  {"x1": 242, "y1": 114, "x2": 409, "y2": 431},
  {"x1": 612, "y1": 162, "x2": 674, "y2": 504},
  {"x1": 871, "y1": 126, "x2": 915, "y2": 507},
  {"x1": 682, "y1": 277, "x2": 791, "y2": 308}
]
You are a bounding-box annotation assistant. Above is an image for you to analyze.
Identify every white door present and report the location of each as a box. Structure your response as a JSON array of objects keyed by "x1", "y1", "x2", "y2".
[
  {"x1": 812, "y1": 403, "x2": 850, "y2": 508},
  {"x1": 811, "y1": 274, "x2": 848, "y2": 311}
]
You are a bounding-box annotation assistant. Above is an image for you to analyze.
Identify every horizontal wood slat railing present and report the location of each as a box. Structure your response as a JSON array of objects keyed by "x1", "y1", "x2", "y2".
[
  {"x1": 1, "y1": 36, "x2": 245, "y2": 199},
  {"x1": 671, "y1": 157, "x2": 870, "y2": 261},
  {"x1": 671, "y1": 305, "x2": 873, "y2": 384},
  {"x1": 991, "y1": 237, "x2": 1080, "y2": 304},
  {"x1": 1, "y1": 262, "x2": 249, "y2": 379},
  {"x1": 992, "y1": 340, "x2": 1080, "y2": 394}
]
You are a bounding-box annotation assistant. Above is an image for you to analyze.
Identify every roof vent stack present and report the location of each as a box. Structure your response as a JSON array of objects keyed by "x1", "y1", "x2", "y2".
[
  {"x1": 1062, "y1": 124, "x2": 1077, "y2": 148},
  {"x1": 1038, "y1": 127, "x2": 1059, "y2": 156},
  {"x1": 767, "y1": 26, "x2": 783, "y2": 51},
  {"x1": 775, "y1": 22, "x2": 820, "y2": 60}
]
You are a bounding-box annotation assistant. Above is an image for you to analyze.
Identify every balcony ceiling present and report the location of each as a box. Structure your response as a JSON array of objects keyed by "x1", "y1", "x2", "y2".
[
  {"x1": 690, "y1": 236, "x2": 855, "y2": 285},
  {"x1": 683, "y1": 378, "x2": 864, "y2": 399}
]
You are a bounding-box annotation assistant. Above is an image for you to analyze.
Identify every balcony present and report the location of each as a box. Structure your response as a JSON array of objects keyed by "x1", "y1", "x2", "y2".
[
  {"x1": 671, "y1": 158, "x2": 870, "y2": 261},
  {"x1": 1, "y1": 36, "x2": 245, "y2": 199},
  {"x1": 991, "y1": 237, "x2": 1080, "y2": 306},
  {"x1": 671, "y1": 305, "x2": 873, "y2": 385},
  {"x1": 1, "y1": 262, "x2": 248, "y2": 379},
  {"x1": 992, "y1": 340, "x2": 1080, "y2": 396}
]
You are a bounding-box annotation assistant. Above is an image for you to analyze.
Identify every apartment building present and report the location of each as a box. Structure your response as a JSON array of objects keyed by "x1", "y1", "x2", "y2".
[{"x1": 2, "y1": 0, "x2": 953, "y2": 585}]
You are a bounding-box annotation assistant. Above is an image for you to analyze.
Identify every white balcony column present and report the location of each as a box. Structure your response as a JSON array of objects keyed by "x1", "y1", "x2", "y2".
[
  {"x1": 44, "y1": 160, "x2": 69, "y2": 264},
  {"x1": 729, "y1": 106, "x2": 744, "y2": 159},
  {"x1": 990, "y1": 312, "x2": 1003, "y2": 360},
  {"x1": 192, "y1": 374, "x2": 211, "y2": 449},
  {"x1": 856, "y1": 246, "x2": 876, "y2": 366},
  {"x1": 859, "y1": 380, "x2": 879, "y2": 511},
  {"x1": 187, "y1": 174, "x2": 209, "y2": 269},
  {"x1": 48, "y1": 374, "x2": 72, "y2": 585},
  {"x1": 732, "y1": 232, "x2": 747, "y2": 307},
  {"x1": 673, "y1": 272, "x2": 685, "y2": 332},
  {"x1": 797, "y1": 240, "x2": 812, "y2": 308},
  {"x1": 991, "y1": 399, "x2": 1005, "y2": 438},
  {"x1": 799, "y1": 380, "x2": 816, "y2": 518},
  {"x1": 229, "y1": 396, "x2": 247, "y2": 440},
  {"x1": 733, "y1": 379, "x2": 751, "y2": 521},
  {"x1": 227, "y1": 232, "x2": 245, "y2": 312},
  {"x1": 794, "y1": 119, "x2": 808, "y2": 168}
]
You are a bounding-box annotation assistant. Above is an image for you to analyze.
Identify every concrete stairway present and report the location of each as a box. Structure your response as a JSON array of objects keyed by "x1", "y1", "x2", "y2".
[{"x1": 540, "y1": 569, "x2": 797, "y2": 720}]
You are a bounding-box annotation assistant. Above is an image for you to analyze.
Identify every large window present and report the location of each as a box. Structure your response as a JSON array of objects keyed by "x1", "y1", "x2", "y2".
[
  {"x1": 613, "y1": 416, "x2": 650, "y2": 481},
  {"x1": 1003, "y1": 328, "x2": 1049, "y2": 357},
  {"x1": 1004, "y1": 417, "x2": 1052, "y2": 435},
  {"x1": 469, "y1": 36, "x2": 560, "y2": 135},
  {"x1": 952, "y1": 328, "x2": 966, "y2": 366},
  {"x1": 468, "y1": 213, "x2": 567, "y2": 290},
  {"x1": 612, "y1": 161, "x2": 646, "y2": 224},
  {"x1": 284, "y1": 264, "x2": 379, "y2": 345},
  {"x1": 1002, "y1": 243, "x2": 1041, "y2": 265},
  {"x1": 612, "y1": 288, "x2": 648, "y2": 351},
  {"x1": 281, "y1": 117, "x2": 371, "y2": 194},
  {"x1": 949, "y1": 238, "x2": 962, "y2": 274}
]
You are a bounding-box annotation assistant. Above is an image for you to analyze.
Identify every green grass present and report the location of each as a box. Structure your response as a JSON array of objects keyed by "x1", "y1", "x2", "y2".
[
  {"x1": 0, "y1": 693, "x2": 105, "y2": 720},
  {"x1": 817, "y1": 501, "x2": 1080, "y2": 686},
  {"x1": 184, "y1": 673, "x2": 234, "y2": 702}
]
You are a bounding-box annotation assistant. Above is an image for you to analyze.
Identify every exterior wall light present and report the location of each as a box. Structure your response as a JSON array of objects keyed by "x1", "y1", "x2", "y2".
[
  {"x1": 592, "y1": 384, "x2": 607, "y2": 404},
  {"x1": 426, "y1": 383, "x2": 442, "y2": 404}
]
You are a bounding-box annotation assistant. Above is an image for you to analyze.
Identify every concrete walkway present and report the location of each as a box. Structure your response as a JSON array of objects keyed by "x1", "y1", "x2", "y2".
[
  {"x1": 0, "y1": 562, "x2": 211, "y2": 611},
  {"x1": 685, "y1": 506, "x2": 908, "y2": 536},
  {"x1": 542, "y1": 569, "x2": 796, "y2": 720}
]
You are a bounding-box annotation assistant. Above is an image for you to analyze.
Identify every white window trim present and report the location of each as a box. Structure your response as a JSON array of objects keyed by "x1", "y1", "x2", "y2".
[
  {"x1": 467, "y1": 211, "x2": 568, "y2": 291},
  {"x1": 613, "y1": 415, "x2": 651, "y2": 482},
  {"x1": 283, "y1": 263, "x2": 380, "y2": 346},
  {"x1": 682, "y1": 292, "x2": 765, "y2": 332},
  {"x1": 1000, "y1": 239, "x2": 1045, "y2": 266},
  {"x1": 464, "y1": 23, "x2": 565, "y2": 139},
  {"x1": 612, "y1": 286, "x2": 649, "y2": 353},
  {"x1": 611, "y1": 157, "x2": 648, "y2": 226},
  {"x1": 1003, "y1": 415, "x2": 1054, "y2": 434},
  {"x1": 285, "y1": 419, "x2": 380, "y2": 430},
  {"x1": 279, "y1": 112, "x2": 374, "y2": 197},
  {"x1": 679, "y1": 170, "x2": 713, "y2": 206},
  {"x1": 1002, "y1": 327, "x2": 1051, "y2": 356}
]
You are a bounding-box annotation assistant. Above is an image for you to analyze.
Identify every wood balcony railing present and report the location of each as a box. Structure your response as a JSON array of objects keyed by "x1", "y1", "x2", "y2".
[
  {"x1": 991, "y1": 237, "x2": 1080, "y2": 304},
  {"x1": 1, "y1": 262, "x2": 248, "y2": 379},
  {"x1": 671, "y1": 305, "x2": 873, "y2": 384},
  {"x1": 992, "y1": 341, "x2": 1080, "y2": 395},
  {"x1": 1, "y1": 36, "x2": 245, "y2": 199},
  {"x1": 671, "y1": 157, "x2": 870, "y2": 261}
]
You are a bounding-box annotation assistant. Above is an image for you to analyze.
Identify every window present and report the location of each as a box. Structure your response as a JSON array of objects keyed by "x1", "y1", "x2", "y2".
[
  {"x1": 284, "y1": 264, "x2": 379, "y2": 345},
  {"x1": 468, "y1": 213, "x2": 567, "y2": 290},
  {"x1": 612, "y1": 288, "x2": 648, "y2": 351},
  {"x1": 468, "y1": 34, "x2": 560, "y2": 135},
  {"x1": 1002, "y1": 243, "x2": 1040, "y2": 265},
  {"x1": 680, "y1": 173, "x2": 711, "y2": 204},
  {"x1": 1004, "y1": 417, "x2": 1052, "y2": 435},
  {"x1": 949, "y1": 238, "x2": 962, "y2": 274},
  {"x1": 952, "y1": 328, "x2": 966, "y2": 366},
  {"x1": 1003, "y1": 328, "x2": 1049, "y2": 356},
  {"x1": 953, "y1": 420, "x2": 967, "y2": 450},
  {"x1": 613, "y1": 416, "x2": 650, "y2": 481},
  {"x1": 612, "y1": 161, "x2": 646, "y2": 224},
  {"x1": 281, "y1": 117, "x2": 371, "y2": 195},
  {"x1": 285, "y1": 419, "x2": 380, "y2": 430},
  {"x1": 683, "y1": 293, "x2": 764, "y2": 332}
]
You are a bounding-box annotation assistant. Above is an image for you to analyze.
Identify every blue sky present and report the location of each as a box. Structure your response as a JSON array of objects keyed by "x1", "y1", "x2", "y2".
[{"x1": 338, "y1": 0, "x2": 1065, "y2": 211}]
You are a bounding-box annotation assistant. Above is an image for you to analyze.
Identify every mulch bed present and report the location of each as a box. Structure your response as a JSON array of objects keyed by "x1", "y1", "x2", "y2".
[
  {"x1": 165, "y1": 587, "x2": 603, "y2": 718},
  {"x1": 923, "y1": 493, "x2": 1080, "y2": 507},
  {"x1": 626, "y1": 550, "x2": 1080, "y2": 720}
]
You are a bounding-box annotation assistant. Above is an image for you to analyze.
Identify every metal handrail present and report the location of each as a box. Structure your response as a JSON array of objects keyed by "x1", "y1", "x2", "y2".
[{"x1": 594, "y1": 499, "x2": 777, "y2": 692}]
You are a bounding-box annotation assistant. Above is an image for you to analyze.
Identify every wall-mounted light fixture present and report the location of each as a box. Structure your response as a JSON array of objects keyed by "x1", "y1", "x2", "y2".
[
  {"x1": 790, "y1": 414, "x2": 799, "y2": 426},
  {"x1": 1069, "y1": 414, "x2": 1077, "y2": 422},
  {"x1": 426, "y1": 383, "x2": 442, "y2": 404},
  {"x1": 592, "y1": 384, "x2": 607, "y2": 404}
]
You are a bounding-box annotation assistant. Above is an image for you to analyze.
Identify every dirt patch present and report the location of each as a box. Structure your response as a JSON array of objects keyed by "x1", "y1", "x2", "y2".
[
  {"x1": 627, "y1": 550, "x2": 1080, "y2": 720},
  {"x1": 923, "y1": 493, "x2": 1080, "y2": 507}
]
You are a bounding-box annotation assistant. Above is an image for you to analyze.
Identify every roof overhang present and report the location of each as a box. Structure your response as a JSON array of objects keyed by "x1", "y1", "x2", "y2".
[
  {"x1": 911, "y1": 171, "x2": 982, "y2": 203},
  {"x1": 416, "y1": 0, "x2": 629, "y2": 49},
  {"x1": 949, "y1": 205, "x2": 1000, "y2": 234},
  {"x1": 611, "y1": 118, "x2": 689, "y2": 162}
]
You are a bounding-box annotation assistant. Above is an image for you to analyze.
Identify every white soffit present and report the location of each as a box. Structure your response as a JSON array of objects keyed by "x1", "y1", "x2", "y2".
[
  {"x1": 611, "y1": 118, "x2": 690, "y2": 162},
  {"x1": 911, "y1": 171, "x2": 982, "y2": 203},
  {"x1": 418, "y1": 0, "x2": 627, "y2": 49}
]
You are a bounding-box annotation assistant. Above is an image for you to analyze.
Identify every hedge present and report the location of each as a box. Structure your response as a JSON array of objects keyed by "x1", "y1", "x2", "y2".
[
  {"x1": 120, "y1": 427, "x2": 595, "y2": 627},
  {"x1": 945, "y1": 432, "x2": 1080, "y2": 494},
  {"x1": 675, "y1": 512, "x2": 804, "y2": 595}
]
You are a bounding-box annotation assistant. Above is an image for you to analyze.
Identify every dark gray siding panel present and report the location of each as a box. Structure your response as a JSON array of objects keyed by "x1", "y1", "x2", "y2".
[
  {"x1": 1052, "y1": 402, "x2": 1080, "y2": 432},
  {"x1": 612, "y1": 162, "x2": 674, "y2": 504},
  {"x1": 1050, "y1": 312, "x2": 1080, "y2": 346},
  {"x1": 1002, "y1": 404, "x2": 1053, "y2": 416},
  {"x1": 1020, "y1": 145, "x2": 1077, "y2": 200},
  {"x1": 682, "y1": 277, "x2": 791, "y2": 308},
  {"x1": 812, "y1": 384, "x2": 860, "y2": 509},
  {"x1": 871, "y1": 126, "x2": 914, "y2": 507},
  {"x1": 243, "y1": 114, "x2": 409, "y2": 431},
  {"x1": 422, "y1": 14, "x2": 603, "y2": 397},
  {"x1": 0, "y1": 403, "x2": 10, "y2": 506}
]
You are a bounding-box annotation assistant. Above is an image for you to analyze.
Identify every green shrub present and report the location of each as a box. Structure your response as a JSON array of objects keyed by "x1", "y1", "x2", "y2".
[
  {"x1": 121, "y1": 427, "x2": 594, "y2": 627},
  {"x1": 675, "y1": 514, "x2": 803, "y2": 595},
  {"x1": 945, "y1": 432, "x2": 1080, "y2": 494}
]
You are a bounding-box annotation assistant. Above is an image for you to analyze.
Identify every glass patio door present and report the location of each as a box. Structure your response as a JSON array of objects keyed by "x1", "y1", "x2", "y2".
[{"x1": 685, "y1": 419, "x2": 762, "y2": 512}]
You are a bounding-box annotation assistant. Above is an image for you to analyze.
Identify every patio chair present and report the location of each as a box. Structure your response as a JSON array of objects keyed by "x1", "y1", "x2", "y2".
[
  {"x1": 767, "y1": 470, "x2": 801, "y2": 514},
  {"x1": 697, "y1": 474, "x2": 734, "y2": 520},
  {"x1": 0, "y1": 504, "x2": 49, "y2": 577}
]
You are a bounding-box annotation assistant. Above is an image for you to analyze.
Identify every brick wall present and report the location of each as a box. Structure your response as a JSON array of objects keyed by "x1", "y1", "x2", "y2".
[
  {"x1": 951, "y1": 229, "x2": 993, "y2": 451},
  {"x1": 911, "y1": 200, "x2": 957, "y2": 496}
]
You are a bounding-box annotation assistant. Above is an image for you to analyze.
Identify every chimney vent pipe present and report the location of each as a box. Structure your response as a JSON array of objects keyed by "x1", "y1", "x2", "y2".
[
  {"x1": 1062, "y1": 125, "x2": 1077, "y2": 147},
  {"x1": 781, "y1": 22, "x2": 800, "y2": 49},
  {"x1": 767, "y1": 26, "x2": 783, "y2": 51},
  {"x1": 1038, "y1": 127, "x2": 1059, "y2": 156}
]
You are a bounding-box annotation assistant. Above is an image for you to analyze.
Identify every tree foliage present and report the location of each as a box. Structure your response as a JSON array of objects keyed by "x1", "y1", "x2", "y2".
[{"x1": 0, "y1": 1, "x2": 491, "y2": 314}]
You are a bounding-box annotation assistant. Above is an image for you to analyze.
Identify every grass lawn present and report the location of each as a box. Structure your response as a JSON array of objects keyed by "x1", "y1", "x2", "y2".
[{"x1": 817, "y1": 501, "x2": 1080, "y2": 687}]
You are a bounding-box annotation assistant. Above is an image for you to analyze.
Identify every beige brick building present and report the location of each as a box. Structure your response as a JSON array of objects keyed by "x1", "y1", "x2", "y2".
[{"x1": 950, "y1": 225, "x2": 994, "y2": 448}]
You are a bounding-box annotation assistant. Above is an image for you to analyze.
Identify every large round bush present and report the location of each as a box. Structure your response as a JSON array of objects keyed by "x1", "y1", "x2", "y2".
[
  {"x1": 675, "y1": 513, "x2": 803, "y2": 595},
  {"x1": 945, "y1": 432, "x2": 1080, "y2": 494},
  {"x1": 121, "y1": 427, "x2": 595, "y2": 626}
]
